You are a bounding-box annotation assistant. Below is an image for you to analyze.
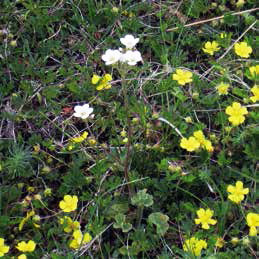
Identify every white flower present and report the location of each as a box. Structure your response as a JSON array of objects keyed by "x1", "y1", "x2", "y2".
[
  {"x1": 101, "y1": 49, "x2": 122, "y2": 65},
  {"x1": 120, "y1": 35, "x2": 139, "y2": 49},
  {"x1": 73, "y1": 104, "x2": 93, "y2": 119},
  {"x1": 121, "y1": 50, "x2": 142, "y2": 66}
]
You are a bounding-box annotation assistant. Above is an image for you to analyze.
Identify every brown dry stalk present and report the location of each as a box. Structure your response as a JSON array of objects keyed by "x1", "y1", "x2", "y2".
[{"x1": 166, "y1": 7, "x2": 259, "y2": 32}]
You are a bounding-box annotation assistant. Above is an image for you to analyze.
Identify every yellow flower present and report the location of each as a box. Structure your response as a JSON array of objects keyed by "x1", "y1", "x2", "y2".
[
  {"x1": 183, "y1": 237, "x2": 207, "y2": 256},
  {"x1": 250, "y1": 85, "x2": 259, "y2": 103},
  {"x1": 172, "y1": 69, "x2": 193, "y2": 86},
  {"x1": 204, "y1": 140, "x2": 214, "y2": 152},
  {"x1": 92, "y1": 74, "x2": 112, "y2": 91},
  {"x1": 83, "y1": 232, "x2": 92, "y2": 243},
  {"x1": 71, "y1": 131, "x2": 88, "y2": 143},
  {"x1": 69, "y1": 230, "x2": 92, "y2": 249},
  {"x1": 203, "y1": 41, "x2": 220, "y2": 55},
  {"x1": 249, "y1": 65, "x2": 259, "y2": 77},
  {"x1": 234, "y1": 42, "x2": 252, "y2": 58},
  {"x1": 216, "y1": 82, "x2": 230, "y2": 95},
  {"x1": 0, "y1": 238, "x2": 9, "y2": 257},
  {"x1": 18, "y1": 254, "x2": 27, "y2": 259},
  {"x1": 59, "y1": 216, "x2": 80, "y2": 233},
  {"x1": 59, "y1": 195, "x2": 78, "y2": 212},
  {"x1": 194, "y1": 208, "x2": 217, "y2": 229},
  {"x1": 225, "y1": 102, "x2": 248, "y2": 126},
  {"x1": 180, "y1": 137, "x2": 200, "y2": 152},
  {"x1": 91, "y1": 74, "x2": 101, "y2": 84},
  {"x1": 16, "y1": 240, "x2": 36, "y2": 253},
  {"x1": 193, "y1": 130, "x2": 214, "y2": 152},
  {"x1": 215, "y1": 237, "x2": 225, "y2": 248},
  {"x1": 246, "y1": 213, "x2": 259, "y2": 236},
  {"x1": 227, "y1": 181, "x2": 249, "y2": 204},
  {"x1": 19, "y1": 210, "x2": 35, "y2": 231}
]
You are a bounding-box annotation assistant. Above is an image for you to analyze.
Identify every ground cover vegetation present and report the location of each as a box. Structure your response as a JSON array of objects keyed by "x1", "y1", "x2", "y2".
[{"x1": 0, "y1": 0, "x2": 258, "y2": 258}]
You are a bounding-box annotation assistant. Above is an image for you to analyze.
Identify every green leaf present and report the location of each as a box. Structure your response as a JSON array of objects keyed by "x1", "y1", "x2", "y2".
[
  {"x1": 113, "y1": 213, "x2": 132, "y2": 233},
  {"x1": 131, "y1": 189, "x2": 154, "y2": 208},
  {"x1": 148, "y1": 212, "x2": 169, "y2": 236}
]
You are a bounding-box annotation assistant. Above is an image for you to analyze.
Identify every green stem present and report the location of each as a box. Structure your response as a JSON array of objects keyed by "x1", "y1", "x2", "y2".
[
  {"x1": 121, "y1": 74, "x2": 134, "y2": 197},
  {"x1": 137, "y1": 206, "x2": 144, "y2": 228}
]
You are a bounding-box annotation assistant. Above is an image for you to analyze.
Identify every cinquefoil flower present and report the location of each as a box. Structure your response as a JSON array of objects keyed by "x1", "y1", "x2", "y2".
[
  {"x1": 180, "y1": 137, "x2": 200, "y2": 152},
  {"x1": 246, "y1": 213, "x2": 259, "y2": 236},
  {"x1": 16, "y1": 240, "x2": 36, "y2": 253},
  {"x1": 102, "y1": 49, "x2": 122, "y2": 65},
  {"x1": 172, "y1": 69, "x2": 193, "y2": 86},
  {"x1": 203, "y1": 41, "x2": 220, "y2": 55},
  {"x1": 225, "y1": 102, "x2": 248, "y2": 126},
  {"x1": 216, "y1": 82, "x2": 230, "y2": 95},
  {"x1": 250, "y1": 85, "x2": 259, "y2": 103},
  {"x1": 73, "y1": 104, "x2": 94, "y2": 120},
  {"x1": 234, "y1": 42, "x2": 252, "y2": 58},
  {"x1": 60, "y1": 216, "x2": 80, "y2": 233},
  {"x1": 195, "y1": 208, "x2": 217, "y2": 229},
  {"x1": 0, "y1": 238, "x2": 9, "y2": 257},
  {"x1": 183, "y1": 237, "x2": 207, "y2": 256},
  {"x1": 121, "y1": 50, "x2": 142, "y2": 66},
  {"x1": 69, "y1": 230, "x2": 92, "y2": 249},
  {"x1": 227, "y1": 181, "x2": 249, "y2": 204},
  {"x1": 59, "y1": 195, "x2": 78, "y2": 213},
  {"x1": 120, "y1": 34, "x2": 139, "y2": 49}
]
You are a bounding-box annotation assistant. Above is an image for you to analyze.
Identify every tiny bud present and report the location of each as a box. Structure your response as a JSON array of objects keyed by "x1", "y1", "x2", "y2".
[
  {"x1": 120, "y1": 130, "x2": 127, "y2": 137},
  {"x1": 88, "y1": 138, "x2": 97, "y2": 146},
  {"x1": 122, "y1": 137, "x2": 128, "y2": 144},
  {"x1": 44, "y1": 188, "x2": 52, "y2": 196},
  {"x1": 152, "y1": 113, "x2": 159, "y2": 119},
  {"x1": 231, "y1": 237, "x2": 239, "y2": 246},
  {"x1": 17, "y1": 183, "x2": 24, "y2": 189},
  {"x1": 132, "y1": 117, "x2": 139, "y2": 124},
  {"x1": 10, "y1": 40, "x2": 17, "y2": 47},
  {"x1": 224, "y1": 126, "x2": 232, "y2": 133},
  {"x1": 242, "y1": 237, "x2": 250, "y2": 246},
  {"x1": 33, "y1": 215, "x2": 41, "y2": 222},
  {"x1": 192, "y1": 92, "x2": 199, "y2": 99},
  {"x1": 112, "y1": 7, "x2": 119, "y2": 13},
  {"x1": 7, "y1": 33, "x2": 14, "y2": 39},
  {"x1": 185, "y1": 116, "x2": 192, "y2": 123},
  {"x1": 41, "y1": 166, "x2": 51, "y2": 174},
  {"x1": 34, "y1": 194, "x2": 41, "y2": 200},
  {"x1": 27, "y1": 186, "x2": 35, "y2": 192}
]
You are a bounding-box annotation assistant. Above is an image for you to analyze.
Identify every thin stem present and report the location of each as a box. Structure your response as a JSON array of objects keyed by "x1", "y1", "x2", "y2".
[{"x1": 121, "y1": 75, "x2": 134, "y2": 197}]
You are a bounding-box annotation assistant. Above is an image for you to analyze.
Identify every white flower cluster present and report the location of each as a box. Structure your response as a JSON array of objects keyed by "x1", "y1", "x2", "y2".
[{"x1": 102, "y1": 35, "x2": 142, "y2": 66}]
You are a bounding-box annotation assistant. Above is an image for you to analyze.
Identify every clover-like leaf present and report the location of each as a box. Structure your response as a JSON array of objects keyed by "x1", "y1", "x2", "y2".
[
  {"x1": 113, "y1": 213, "x2": 132, "y2": 233},
  {"x1": 131, "y1": 189, "x2": 154, "y2": 207},
  {"x1": 148, "y1": 212, "x2": 169, "y2": 236}
]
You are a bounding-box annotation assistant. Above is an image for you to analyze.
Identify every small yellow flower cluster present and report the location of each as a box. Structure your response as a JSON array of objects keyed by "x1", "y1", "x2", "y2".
[
  {"x1": 59, "y1": 216, "x2": 80, "y2": 233},
  {"x1": 225, "y1": 102, "x2": 248, "y2": 126},
  {"x1": 203, "y1": 41, "x2": 220, "y2": 55},
  {"x1": 172, "y1": 69, "x2": 193, "y2": 86},
  {"x1": 0, "y1": 238, "x2": 9, "y2": 257},
  {"x1": 69, "y1": 230, "x2": 92, "y2": 250},
  {"x1": 59, "y1": 195, "x2": 78, "y2": 213},
  {"x1": 183, "y1": 237, "x2": 207, "y2": 256},
  {"x1": 216, "y1": 82, "x2": 230, "y2": 95},
  {"x1": 92, "y1": 74, "x2": 112, "y2": 90},
  {"x1": 234, "y1": 42, "x2": 252, "y2": 58},
  {"x1": 246, "y1": 213, "x2": 259, "y2": 236},
  {"x1": 195, "y1": 208, "x2": 217, "y2": 229},
  {"x1": 250, "y1": 85, "x2": 259, "y2": 103},
  {"x1": 227, "y1": 181, "x2": 249, "y2": 204},
  {"x1": 180, "y1": 130, "x2": 213, "y2": 152}
]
